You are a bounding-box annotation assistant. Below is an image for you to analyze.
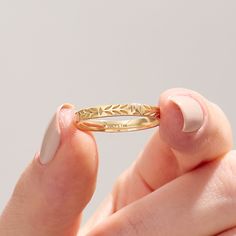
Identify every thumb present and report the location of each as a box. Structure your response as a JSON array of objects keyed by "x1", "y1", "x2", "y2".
[{"x1": 0, "y1": 104, "x2": 98, "y2": 236}]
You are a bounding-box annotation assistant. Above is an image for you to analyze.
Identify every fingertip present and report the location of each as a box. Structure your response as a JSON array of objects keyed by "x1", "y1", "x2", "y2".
[
  {"x1": 58, "y1": 104, "x2": 98, "y2": 159},
  {"x1": 56, "y1": 103, "x2": 98, "y2": 170},
  {"x1": 158, "y1": 88, "x2": 232, "y2": 164},
  {"x1": 158, "y1": 88, "x2": 209, "y2": 152}
]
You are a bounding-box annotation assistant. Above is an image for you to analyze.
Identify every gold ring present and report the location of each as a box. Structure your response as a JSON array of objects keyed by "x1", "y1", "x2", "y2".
[{"x1": 74, "y1": 103, "x2": 160, "y2": 132}]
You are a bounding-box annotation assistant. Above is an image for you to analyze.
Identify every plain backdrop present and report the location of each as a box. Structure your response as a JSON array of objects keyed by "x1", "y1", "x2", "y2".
[{"x1": 0, "y1": 0, "x2": 236, "y2": 225}]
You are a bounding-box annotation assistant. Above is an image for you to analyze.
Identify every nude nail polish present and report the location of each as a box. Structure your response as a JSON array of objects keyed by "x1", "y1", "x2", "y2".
[
  {"x1": 39, "y1": 103, "x2": 74, "y2": 164},
  {"x1": 168, "y1": 95, "x2": 204, "y2": 132}
]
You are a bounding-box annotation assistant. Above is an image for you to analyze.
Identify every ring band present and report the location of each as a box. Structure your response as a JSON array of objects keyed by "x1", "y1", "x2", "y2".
[{"x1": 74, "y1": 103, "x2": 160, "y2": 132}]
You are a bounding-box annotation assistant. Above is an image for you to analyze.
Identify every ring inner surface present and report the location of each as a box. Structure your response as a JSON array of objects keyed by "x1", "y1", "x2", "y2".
[{"x1": 77, "y1": 116, "x2": 159, "y2": 132}]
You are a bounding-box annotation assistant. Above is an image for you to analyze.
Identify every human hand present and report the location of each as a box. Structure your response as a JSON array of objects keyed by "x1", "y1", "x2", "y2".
[{"x1": 0, "y1": 88, "x2": 235, "y2": 236}]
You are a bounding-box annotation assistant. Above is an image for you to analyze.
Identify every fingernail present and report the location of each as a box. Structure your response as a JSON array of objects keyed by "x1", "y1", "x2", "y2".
[
  {"x1": 39, "y1": 103, "x2": 75, "y2": 165},
  {"x1": 168, "y1": 95, "x2": 204, "y2": 132}
]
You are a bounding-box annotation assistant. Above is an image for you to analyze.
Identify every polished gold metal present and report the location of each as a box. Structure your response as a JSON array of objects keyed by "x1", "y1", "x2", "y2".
[{"x1": 74, "y1": 103, "x2": 160, "y2": 132}]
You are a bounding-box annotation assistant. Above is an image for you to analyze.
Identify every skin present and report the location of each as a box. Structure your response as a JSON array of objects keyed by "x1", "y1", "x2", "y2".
[{"x1": 0, "y1": 88, "x2": 235, "y2": 236}]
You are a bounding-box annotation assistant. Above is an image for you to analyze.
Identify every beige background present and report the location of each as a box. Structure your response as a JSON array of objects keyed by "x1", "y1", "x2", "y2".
[{"x1": 0, "y1": 0, "x2": 235, "y2": 224}]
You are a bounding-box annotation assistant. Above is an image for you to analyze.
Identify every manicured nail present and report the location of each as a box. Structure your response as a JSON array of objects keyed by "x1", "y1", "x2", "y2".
[
  {"x1": 39, "y1": 103, "x2": 74, "y2": 165},
  {"x1": 168, "y1": 95, "x2": 204, "y2": 132}
]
